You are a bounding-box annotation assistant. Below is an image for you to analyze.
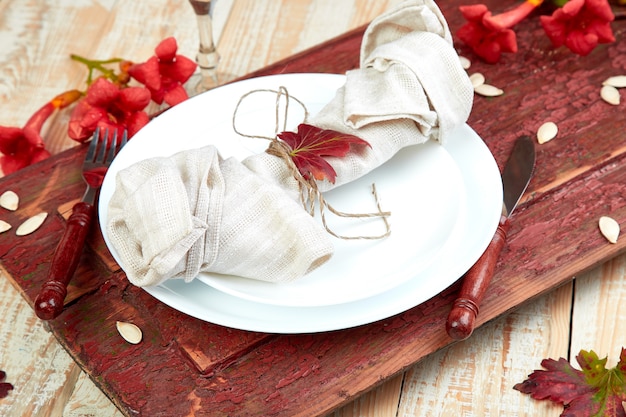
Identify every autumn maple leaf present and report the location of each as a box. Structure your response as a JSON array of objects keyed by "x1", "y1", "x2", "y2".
[
  {"x1": 514, "y1": 348, "x2": 626, "y2": 416},
  {"x1": 277, "y1": 123, "x2": 370, "y2": 183}
]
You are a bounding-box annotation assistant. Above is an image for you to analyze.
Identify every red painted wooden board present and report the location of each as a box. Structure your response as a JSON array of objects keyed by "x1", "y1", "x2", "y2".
[{"x1": 1, "y1": 2, "x2": 626, "y2": 415}]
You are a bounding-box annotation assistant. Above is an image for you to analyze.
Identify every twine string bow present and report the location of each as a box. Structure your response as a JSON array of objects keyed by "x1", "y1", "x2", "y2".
[{"x1": 233, "y1": 87, "x2": 390, "y2": 240}]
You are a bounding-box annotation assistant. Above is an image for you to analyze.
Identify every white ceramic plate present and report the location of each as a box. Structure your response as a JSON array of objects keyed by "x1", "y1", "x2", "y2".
[
  {"x1": 120, "y1": 122, "x2": 500, "y2": 333},
  {"x1": 100, "y1": 73, "x2": 466, "y2": 307},
  {"x1": 99, "y1": 74, "x2": 502, "y2": 333}
]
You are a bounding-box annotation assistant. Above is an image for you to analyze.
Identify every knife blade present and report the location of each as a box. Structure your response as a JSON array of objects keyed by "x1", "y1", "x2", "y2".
[{"x1": 446, "y1": 135, "x2": 535, "y2": 340}]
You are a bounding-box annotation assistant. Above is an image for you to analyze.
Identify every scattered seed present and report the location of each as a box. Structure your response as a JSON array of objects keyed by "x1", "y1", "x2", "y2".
[
  {"x1": 601, "y1": 85, "x2": 620, "y2": 105},
  {"x1": 537, "y1": 122, "x2": 558, "y2": 144},
  {"x1": 116, "y1": 321, "x2": 143, "y2": 344},
  {"x1": 469, "y1": 73, "x2": 485, "y2": 88},
  {"x1": 15, "y1": 212, "x2": 47, "y2": 236},
  {"x1": 602, "y1": 75, "x2": 626, "y2": 88},
  {"x1": 474, "y1": 83, "x2": 504, "y2": 97},
  {"x1": 459, "y1": 56, "x2": 471, "y2": 70},
  {"x1": 0, "y1": 221, "x2": 10, "y2": 234},
  {"x1": 0, "y1": 191, "x2": 18, "y2": 211},
  {"x1": 599, "y1": 216, "x2": 620, "y2": 244}
]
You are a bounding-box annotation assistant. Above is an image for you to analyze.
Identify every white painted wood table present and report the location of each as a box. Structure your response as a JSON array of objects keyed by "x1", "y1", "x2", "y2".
[{"x1": 0, "y1": 1, "x2": 625, "y2": 416}]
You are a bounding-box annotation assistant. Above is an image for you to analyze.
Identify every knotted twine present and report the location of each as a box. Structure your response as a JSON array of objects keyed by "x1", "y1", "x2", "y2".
[{"x1": 232, "y1": 86, "x2": 391, "y2": 240}]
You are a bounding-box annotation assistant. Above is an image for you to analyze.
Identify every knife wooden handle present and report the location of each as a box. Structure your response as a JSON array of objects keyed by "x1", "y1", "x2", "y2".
[
  {"x1": 446, "y1": 214, "x2": 510, "y2": 340},
  {"x1": 35, "y1": 201, "x2": 94, "y2": 320}
]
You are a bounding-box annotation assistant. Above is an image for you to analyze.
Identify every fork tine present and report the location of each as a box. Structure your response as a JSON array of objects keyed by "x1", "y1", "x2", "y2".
[
  {"x1": 119, "y1": 129, "x2": 128, "y2": 149},
  {"x1": 95, "y1": 128, "x2": 109, "y2": 163},
  {"x1": 85, "y1": 127, "x2": 100, "y2": 161},
  {"x1": 105, "y1": 129, "x2": 119, "y2": 163}
]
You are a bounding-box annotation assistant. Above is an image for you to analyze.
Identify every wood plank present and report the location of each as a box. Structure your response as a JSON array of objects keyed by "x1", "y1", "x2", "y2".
[
  {"x1": 328, "y1": 373, "x2": 404, "y2": 417},
  {"x1": 570, "y1": 253, "x2": 626, "y2": 367},
  {"x1": 218, "y1": 0, "x2": 405, "y2": 81},
  {"x1": 63, "y1": 371, "x2": 123, "y2": 417}
]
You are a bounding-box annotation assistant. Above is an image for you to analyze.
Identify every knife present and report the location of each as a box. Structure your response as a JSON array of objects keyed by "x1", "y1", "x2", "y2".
[{"x1": 446, "y1": 135, "x2": 535, "y2": 340}]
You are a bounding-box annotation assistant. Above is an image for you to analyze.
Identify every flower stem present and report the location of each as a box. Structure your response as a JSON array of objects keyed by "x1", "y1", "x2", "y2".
[{"x1": 70, "y1": 54, "x2": 124, "y2": 86}]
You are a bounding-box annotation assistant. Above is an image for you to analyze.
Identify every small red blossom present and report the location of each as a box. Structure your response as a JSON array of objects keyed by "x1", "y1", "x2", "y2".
[
  {"x1": 68, "y1": 77, "x2": 151, "y2": 142},
  {"x1": 457, "y1": 1, "x2": 541, "y2": 64},
  {"x1": 540, "y1": 0, "x2": 615, "y2": 56},
  {"x1": 128, "y1": 37, "x2": 197, "y2": 106},
  {"x1": 0, "y1": 90, "x2": 81, "y2": 175},
  {"x1": 277, "y1": 124, "x2": 370, "y2": 183}
]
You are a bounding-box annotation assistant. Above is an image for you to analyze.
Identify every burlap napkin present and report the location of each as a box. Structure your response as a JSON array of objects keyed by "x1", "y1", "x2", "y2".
[{"x1": 107, "y1": 0, "x2": 473, "y2": 287}]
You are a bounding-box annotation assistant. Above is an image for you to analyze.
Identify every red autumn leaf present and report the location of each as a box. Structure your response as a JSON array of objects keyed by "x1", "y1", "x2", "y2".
[
  {"x1": 277, "y1": 123, "x2": 370, "y2": 183},
  {"x1": 514, "y1": 348, "x2": 626, "y2": 417}
]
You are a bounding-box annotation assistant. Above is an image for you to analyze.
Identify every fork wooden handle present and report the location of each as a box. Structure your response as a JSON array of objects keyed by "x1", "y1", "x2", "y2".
[
  {"x1": 35, "y1": 201, "x2": 95, "y2": 320},
  {"x1": 446, "y1": 215, "x2": 510, "y2": 340}
]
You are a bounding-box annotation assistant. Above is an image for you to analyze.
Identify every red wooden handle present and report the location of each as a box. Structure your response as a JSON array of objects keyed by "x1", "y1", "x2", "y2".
[
  {"x1": 446, "y1": 214, "x2": 510, "y2": 340},
  {"x1": 35, "y1": 201, "x2": 94, "y2": 320}
]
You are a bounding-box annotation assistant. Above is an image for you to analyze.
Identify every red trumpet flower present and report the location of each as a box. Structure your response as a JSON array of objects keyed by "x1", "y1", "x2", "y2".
[
  {"x1": 540, "y1": 0, "x2": 615, "y2": 56},
  {"x1": 0, "y1": 90, "x2": 81, "y2": 174},
  {"x1": 128, "y1": 37, "x2": 197, "y2": 107},
  {"x1": 457, "y1": 1, "x2": 543, "y2": 64},
  {"x1": 67, "y1": 77, "x2": 151, "y2": 142}
]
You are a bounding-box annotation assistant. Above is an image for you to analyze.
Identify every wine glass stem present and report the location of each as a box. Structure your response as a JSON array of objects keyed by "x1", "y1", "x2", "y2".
[{"x1": 190, "y1": 0, "x2": 220, "y2": 91}]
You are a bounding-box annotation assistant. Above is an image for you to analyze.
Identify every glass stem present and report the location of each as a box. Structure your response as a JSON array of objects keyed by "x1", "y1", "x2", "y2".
[{"x1": 190, "y1": 0, "x2": 220, "y2": 91}]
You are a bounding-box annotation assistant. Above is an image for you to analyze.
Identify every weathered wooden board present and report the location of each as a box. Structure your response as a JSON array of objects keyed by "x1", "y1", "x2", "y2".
[{"x1": 1, "y1": 1, "x2": 626, "y2": 416}]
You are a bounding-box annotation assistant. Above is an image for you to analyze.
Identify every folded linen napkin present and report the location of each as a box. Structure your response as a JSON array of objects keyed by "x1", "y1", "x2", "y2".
[{"x1": 107, "y1": 0, "x2": 473, "y2": 287}]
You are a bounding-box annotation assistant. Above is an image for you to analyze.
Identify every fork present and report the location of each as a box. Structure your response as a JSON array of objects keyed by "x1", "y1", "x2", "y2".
[{"x1": 35, "y1": 128, "x2": 128, "y2": 320}]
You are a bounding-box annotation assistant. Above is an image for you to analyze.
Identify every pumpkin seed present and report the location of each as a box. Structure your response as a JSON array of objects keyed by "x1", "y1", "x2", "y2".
[
  {"x1": 474, "y1": 83, "x2": 504, "y2": 97},
  {"x1": 537, "y1": 122, "x2": 558, "y2": 144},
  {"x1": 599, "y1": 216, "x2": 620, "y2": 244},
  {"x1": 15, "y1": 212, "x2": 47, "y2": 236},
  {"x1": 469, "y1": 73, "x2": 485, "y2": 88},
  {"x1": 600, "y1": 85, "x2": 620, "y2": 105},
  {"x1": 0, "y1": 191, "x2": 18, "y2": 211},
  {"x1": 602, "y1": 75, "x2": 626, "y2": 88},
  {"x1": 0, "y1": 220, "x2": 11, "y2": 233},
  {"x1": 116, "y1": 321, "x2": 142, "y2": 344}
]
